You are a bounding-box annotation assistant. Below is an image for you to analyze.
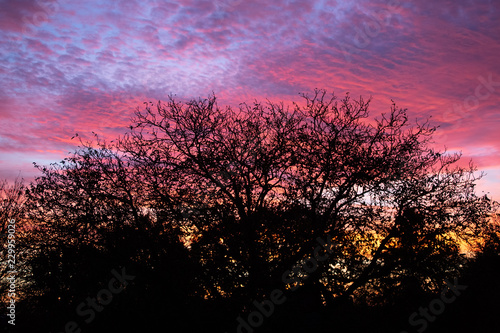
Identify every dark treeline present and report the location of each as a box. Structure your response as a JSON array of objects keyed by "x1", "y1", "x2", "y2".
[{"x1": 1, "y1": 90, "x2": 499, "y2": 333}]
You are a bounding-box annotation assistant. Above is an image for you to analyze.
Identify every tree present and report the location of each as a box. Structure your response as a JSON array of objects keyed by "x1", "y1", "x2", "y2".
[
  {"x1": 21, "y1": 140, "x2": 201, "y2": 331},
  {"x1": 129, "y1": 91, "x2": 492, "y2": 301},
  {"x1": 0, "y1": 179, "x2": 31, "y2": 306},
  {"x1": 19, "y1": 90, "x2": 496, "y2": 331}
]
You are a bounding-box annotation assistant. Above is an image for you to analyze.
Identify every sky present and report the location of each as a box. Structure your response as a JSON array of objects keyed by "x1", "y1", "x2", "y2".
[{"x1": 0, "y1": 0, "x2": 499, "y2": 200}]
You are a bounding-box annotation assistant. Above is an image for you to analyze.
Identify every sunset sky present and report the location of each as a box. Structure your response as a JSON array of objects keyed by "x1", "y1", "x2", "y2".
[{"x1": 0, "y1": 0, "x2": 499, "y2": 199}]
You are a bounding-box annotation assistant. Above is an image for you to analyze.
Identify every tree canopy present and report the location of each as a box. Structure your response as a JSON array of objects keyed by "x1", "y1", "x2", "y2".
[{"x1": 3, "y1": 90, "x2": 498, "y2": 332}]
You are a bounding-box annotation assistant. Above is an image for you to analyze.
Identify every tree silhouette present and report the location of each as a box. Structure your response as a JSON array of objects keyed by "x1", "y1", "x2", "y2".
[
  {"x1": 14, "y1": 90, "x2": 497, "y2": 332},
  {"x1": 0, "y1": 179, "x2": 28, "y2": 301}
]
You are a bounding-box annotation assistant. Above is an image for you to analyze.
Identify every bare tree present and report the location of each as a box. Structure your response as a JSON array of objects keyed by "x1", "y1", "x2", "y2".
[{"x1": 126, "y1": 90, "x2": 494, "y2": 306}]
